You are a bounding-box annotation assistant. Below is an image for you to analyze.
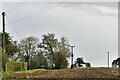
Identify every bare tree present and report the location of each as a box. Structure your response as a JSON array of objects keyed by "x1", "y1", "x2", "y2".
[{"x1": 18, "y1": 36, "x2": 39, "y2": 69}]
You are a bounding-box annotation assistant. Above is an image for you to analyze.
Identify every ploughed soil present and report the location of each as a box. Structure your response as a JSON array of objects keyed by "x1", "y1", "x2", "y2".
[{"x1": 2, "y1": 67, "x2": 120, "y2": 79}]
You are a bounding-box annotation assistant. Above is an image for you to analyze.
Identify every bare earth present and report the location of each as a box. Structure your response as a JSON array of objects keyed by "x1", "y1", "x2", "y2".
[{"x1": 2, "y1": 67, "x2": 120, "y2": 79}]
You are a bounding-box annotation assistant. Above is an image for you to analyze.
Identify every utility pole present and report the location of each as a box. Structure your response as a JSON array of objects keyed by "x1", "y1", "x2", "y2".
[
  {"x1": 70, "y1": 45, "x2": 75, "y2": 69},
  {"x1": 2, "y1": 12, "x2": 5, "y2": 71},
  {"x1": 107, "y1": 52, "x2": 110, "y2": 68},
  {"x1": 28, "y1": 43, "x2": 31, "y2": 70},
  {"x1": 2, "y1": 12, "x2": 5, "y2": 53},
  {"x1": 64, "y1": 44, "x2": 75, "y2": 69}
]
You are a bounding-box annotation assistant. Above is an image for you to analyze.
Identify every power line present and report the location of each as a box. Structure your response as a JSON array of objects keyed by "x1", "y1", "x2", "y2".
[
  {"x1": 30, "y1": 3, "x2": 60, "y2": 17},
  {"x1": 8, "y1": 3, "x2": 61, "y2": 24},
  {"x1": 5, "y1": 3, "x2": 25, "y2": 12},
  {"x1": 7, "y1": 3, "x2": 52, "y2": 24},
  {"x1": 6, "y1": 3, "x2": 52, "y2": 24},
  {"x1": 6, "y1": 16, "x2": 22, "y2": 38}
]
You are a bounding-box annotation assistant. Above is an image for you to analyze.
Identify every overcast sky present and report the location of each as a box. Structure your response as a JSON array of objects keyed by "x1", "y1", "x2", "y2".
[{"x1": 0, "y1": 1, "x2": 118, "y2": 67}]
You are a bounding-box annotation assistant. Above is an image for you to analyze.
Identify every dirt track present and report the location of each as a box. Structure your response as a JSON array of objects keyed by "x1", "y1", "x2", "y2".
[{"x1": 2, "y1": 67, "x2": 120, "y2": 79}]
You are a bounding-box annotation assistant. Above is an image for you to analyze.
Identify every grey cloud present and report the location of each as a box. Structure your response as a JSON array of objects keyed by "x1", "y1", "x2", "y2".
[{"x1": 59, "y1": 2, "x2": 118, "y2": 16}]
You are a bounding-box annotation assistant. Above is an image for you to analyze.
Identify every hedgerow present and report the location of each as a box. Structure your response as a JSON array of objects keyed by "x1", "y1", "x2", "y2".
[{"x1": 5, "y1": 61, "x2": 27, "y2": 71}]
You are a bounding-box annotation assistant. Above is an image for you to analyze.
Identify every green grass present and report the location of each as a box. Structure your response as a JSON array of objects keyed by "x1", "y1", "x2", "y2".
[
  {"x1": 2, "y1": 68, "x2": 46, "y2": 75},
  {"x1": 1, "y1": 69, "x2": 46, "y2": 80}
]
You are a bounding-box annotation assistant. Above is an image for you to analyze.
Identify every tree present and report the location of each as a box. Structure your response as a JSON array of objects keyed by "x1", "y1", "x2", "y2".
[
  {"x1": 75, "y1": 57, "x2": 84, "y2": 68},
  {"x1": 0, "y1": 47, "x2": 8, "y2": 71},
  {"x1": 2, "y1": 52, "x2": 8, "y2": 71},
  {"x1": 0, "y1": 32, "x2": 19, "y2": 57},
  {"x1": 54, "y1": 36, "x2": 70, "y2": 69},
  {"x1": 112, "y1": 60, "x2": 117, "y2": 67},
  {"x1": 0, "y1": 32, "x2": 18, "y2": 71},
  {"x1": 112, "y1": 57, "x2": 120, "y2": 68},
  {"x1": 0, "y1": 34, "x2": 2, "y2": 71},
  {"x1": 38, "y1": 33, "x2": 71, "y2": 69},
  {"x1": 117, "y1": 57, "x2": 120, "y2": 67},
  {"x1": 54, "y1": 52, "x2": 69, "y2": 69},
  {"x1": 38, "y1": 33, "x2": 58, "y2": 68},
  {"x1": 18, "y1": 36, "x2": 39, "y2": 69},
  {"x1": 0, "y1": 32, "x2": 1, "y2": 42},
  {"x1": 30, "y1": 52, "x2": 47, "y2": 69}
]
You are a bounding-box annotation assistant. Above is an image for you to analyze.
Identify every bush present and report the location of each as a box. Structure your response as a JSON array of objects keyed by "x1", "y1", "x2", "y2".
[
  {"x1": 2, "y1": 52, "x2": 9, "y2": 71},
  {"x1": 5, "y1": 61, "x2": 27, "y2": 72}
]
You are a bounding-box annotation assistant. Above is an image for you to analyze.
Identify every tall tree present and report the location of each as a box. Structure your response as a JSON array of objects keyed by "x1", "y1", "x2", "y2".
[
  {"x1": 18, "y1": 36, "x2": 39, "y2": 69},
  {"x1": 0, "y1": 32, "x2": 18, "y2": 71},
  {"x1": 0, "y1": 33, "x2": 2, "y2": 47},
  {"x1": 38, "y1": 33, "x2": 58, "y2": 68},
  {"x1": 0, "y1": 32, "x2": 18, "y2": 57},
  {"x1": 54, "y1": 36, "x2": 70, "y2": 69},
  {"x1": 54, "y1": 52, "x2": 69, "y2": 69},
  {"x1": 38, "y1": 33, "x2": 70, "y2": 69},
  {"x1": 0, "y1": 48, "x2": 1, "y2": 71}
]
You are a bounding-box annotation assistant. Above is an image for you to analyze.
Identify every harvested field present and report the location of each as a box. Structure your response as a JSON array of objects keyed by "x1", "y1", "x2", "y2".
[{"x1": 2, "y1": 67, "x2": 120, "y2": 80}]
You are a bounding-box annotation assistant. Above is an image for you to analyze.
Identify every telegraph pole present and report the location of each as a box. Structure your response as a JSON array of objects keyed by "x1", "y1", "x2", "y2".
[
  {"x1": 65, "y1": 44, "x2": 75, "y2": 69},
  {"x1": 2, "y1": 12, "x2": 5, "y2": 71},
  {"x1": 107, "y1": 52, "x2": 110, "y2": 68},
  {"x1": 2, "y1": 12, "x2": 5, "y2": 53},
  {"x1": 70, "y1": 45, "x2": 75, "y2": 69}
]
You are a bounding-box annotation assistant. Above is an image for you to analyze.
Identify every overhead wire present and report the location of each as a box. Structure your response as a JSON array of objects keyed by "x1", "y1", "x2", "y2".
[
  {"x1": 6, "y1": 16, "x2": 22, "y2": 38},
  {"x1": 6, "y1": 3, "x2": 53, "y2": 24},
  {"x1": 5, "y1": 3, "x2": 25, "y2": 12},
  {"x1": 3, "y1": 2, "x2": 62, "y2": 39},
  {"x1": 7, "y1": 3, "x2": 61, "y2": 24},
  {"x1": 30, "y1": 3, "x2": 61, "y2": 18}
]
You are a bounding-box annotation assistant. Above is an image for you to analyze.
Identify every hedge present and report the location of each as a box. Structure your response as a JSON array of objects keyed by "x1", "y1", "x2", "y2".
[{"x1": 5, "y1": 61, "x2": 27, "y2": 72}]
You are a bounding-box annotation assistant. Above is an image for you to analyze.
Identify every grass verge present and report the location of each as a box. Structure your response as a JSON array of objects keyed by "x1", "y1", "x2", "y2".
[{"x1": 2, "y1": 68, "x2": 46, "y2": 75}]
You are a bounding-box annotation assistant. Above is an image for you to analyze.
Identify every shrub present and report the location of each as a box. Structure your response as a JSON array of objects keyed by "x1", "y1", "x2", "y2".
[{"x1": 5, "y1": 61, "x2": 27, "y2": 72}]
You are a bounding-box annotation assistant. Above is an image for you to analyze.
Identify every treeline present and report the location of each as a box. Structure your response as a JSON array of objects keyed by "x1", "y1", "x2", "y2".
[
  {"x1": 1, "y1": 32, "x2": 72, "y2": 70},
  {"x1": 3, "y1": 32, "x2": 120, "y2": 71},
  {"x1": 73, "y1": 57, "x2": 91, "y2": 68},
  {"x1": 112, "y1": 57, "x2": 120, "y2": 67}
]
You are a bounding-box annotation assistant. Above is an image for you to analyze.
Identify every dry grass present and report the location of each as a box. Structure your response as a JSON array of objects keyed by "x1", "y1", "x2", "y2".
[{"x1": 2, "y1": 67, "x2": 120, "y2": 79}]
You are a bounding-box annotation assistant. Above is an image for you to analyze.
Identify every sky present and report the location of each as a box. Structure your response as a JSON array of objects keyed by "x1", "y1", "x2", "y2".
[
  {"x1": 0, "y1": 0, "x2": 119, "y2": 2},
  {"x1": 0, "y1": 1, "x2": 118, "y2": 67}
]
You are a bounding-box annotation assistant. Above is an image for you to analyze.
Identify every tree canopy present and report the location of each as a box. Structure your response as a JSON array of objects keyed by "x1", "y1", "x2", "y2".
[
  {"x1": 0, "y1": 32, "x2": 19, "y2": 71},
  {"x1": 38, "y1": 33, "x2": 70, "y2": 69},
  {"x1": 112, "y1": 57, "x2": 120, "y2": 67},
  {"x1": 74, "y1": 57, "x2": 91, "y2": 68},
  {"x1": 11, "y1": 33, "x2": 71, "y2": 69},
  {"x1": 0, "y1": 32, "x2": 19, "y2": 57}
]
